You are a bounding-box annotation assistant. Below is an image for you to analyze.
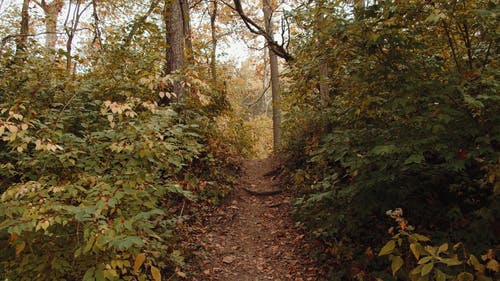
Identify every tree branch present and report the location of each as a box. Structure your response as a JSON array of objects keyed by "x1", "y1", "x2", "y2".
[
  {"x1": 222, "y1": 0, "x2": 293, "y2": 61},
  {"x1": 123, "y1": 0, "x2": 161, "y2": 47}
]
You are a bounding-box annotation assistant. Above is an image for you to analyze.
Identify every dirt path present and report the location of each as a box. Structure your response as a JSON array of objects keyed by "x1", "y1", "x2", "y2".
[{"x1": 190, "y1": 157, "x2": 319, "y2": 281}]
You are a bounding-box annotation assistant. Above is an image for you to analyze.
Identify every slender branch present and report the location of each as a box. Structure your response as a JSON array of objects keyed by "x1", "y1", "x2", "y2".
[
  {"x1": 1, "y1": 31, "x2": 64, "y2": 49},
  {"x1": 123, "y1": 0, "x2": 161, "y2": 47},
  {"x1": 221, "y1": 0, "x2": 293, "y2": 61},
  {"x1": 481, "y1": 40, "x2": 492, "y2": 73},
  {"x1": 442, "y1": 20, "x2": 461, "y2": 73},
  {"x1": 246, "y1": 82, "x2": 271, "y2": 108}
]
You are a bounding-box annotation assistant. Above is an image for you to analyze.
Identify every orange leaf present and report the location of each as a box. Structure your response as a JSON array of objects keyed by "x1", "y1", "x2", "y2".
[
  {"x1": 133, "y1": 253, "x2": 146, "y2": 274},
  {"x1": 151, "y1": 266, "x2": 161, "y2": 281}
]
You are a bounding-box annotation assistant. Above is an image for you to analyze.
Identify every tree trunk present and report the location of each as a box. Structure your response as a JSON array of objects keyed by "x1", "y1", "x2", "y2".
[
  {"x1": 15, "y1": 0, "x2": 30, "y2": 56},
  {"x1": 209, "y1": 0, "x2": 217, "y2": 82},
  {"x1": 319, "y1": 61, "x2": 329, "y2": 99},
  {"x1": 165, "y1": 0, "x2": 185, "y2": 101},
  {"x1": 315, "y1": 1, "x2": 329, "y2": 99},
  {"x1": 262, "y1": 0, "x2": 281, "y2": 150},
  {"x1": 180, "y1": 0, "x2": 193, "y2": 62},
  {"x1": 37, "y1": 0, "x2": 65, "y2": 49}
]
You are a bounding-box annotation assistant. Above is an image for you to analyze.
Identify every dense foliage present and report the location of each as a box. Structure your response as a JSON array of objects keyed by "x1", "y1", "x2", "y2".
[
  {"x1": 283, "y1": 0, "x2": 499, "y2": 279},
  {"x1": 0, "y1": 31, "x2": 244, "y2": 281}
]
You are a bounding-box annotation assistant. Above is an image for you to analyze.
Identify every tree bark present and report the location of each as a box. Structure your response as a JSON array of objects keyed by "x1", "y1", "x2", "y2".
[
  {"x1": 231, "y1": 0, "x2": 293, "y2": 62},
  {"x1": 15, "y1": 0, "x2": 30, "y2": 56},
  {"x1": 262, "y1": 0, "x2": 281, "y2": 150},
  {"x1": 209, "y1": 0, "x2": 217, "y2": 82},
  {"x1": 180, "y1": 0, "x2": 193, "y2": 62},
  {"x1": 36, "y1": 0, "x2": 65, "y2": 49},
  {"x1": 165, "y1": 0, "x2": 186, "y2": 101}
]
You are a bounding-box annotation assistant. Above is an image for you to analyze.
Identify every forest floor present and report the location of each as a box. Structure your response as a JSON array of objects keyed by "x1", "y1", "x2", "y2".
[{"x1": 188, "y1": 157, "x2": 320, "y2": 281}]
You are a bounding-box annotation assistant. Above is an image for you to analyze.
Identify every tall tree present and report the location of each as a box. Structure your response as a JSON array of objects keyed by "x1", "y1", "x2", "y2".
[
  {"x1": 231, "y1": 0, "x2": 293, "y2": 62},
  {"x1": 34, "y1": 0, "x2": 65, "y2": 49},
  {"x1": 165, "y1": 0, "x2": 186, "y2": 100},
  {"x1": 180, "y1": 0, "x2": 193, "y2": 62},
  {"x1": 262, "y1": 0, "x2": 281, "y2": 150},
  {"x1": 15, "y1": 0, "x2": 30, "y2": 56},
  {"x1": 209, "y1": 0, "x2": 218, "y2": 82}
]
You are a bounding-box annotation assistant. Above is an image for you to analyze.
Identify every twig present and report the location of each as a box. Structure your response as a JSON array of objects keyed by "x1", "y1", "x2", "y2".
[{"x1": 243, "y1": 187, "x2": 282, "y2": 196}]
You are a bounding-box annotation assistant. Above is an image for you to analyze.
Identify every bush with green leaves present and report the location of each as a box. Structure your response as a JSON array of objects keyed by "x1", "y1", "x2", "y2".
[
  {"x1": 0, "y1": 40, "x2": 236, "y2": 280},
  {"x1": 283, "y1": 0, "x2": 499, "y2": 279}
]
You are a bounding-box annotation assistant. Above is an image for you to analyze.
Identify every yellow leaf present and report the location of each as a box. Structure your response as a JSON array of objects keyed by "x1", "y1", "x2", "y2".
[
  {"x1": 421, "y1": 262, "x2": 433, "y2": 276},
  {"x1": 104, "y1": 269, "x2": 119, "y2": 278},
  {"x1": 36, "y1": 220, "x2": 50, "y2": 231},
  {"x1": 410, "y1": 243, "x2": 420, "y2": 260},
  {"x1": 437, "y1": 243, "x2": 448, "y2": 254},
  {"x1": 15, "y1": 241, "x2": 25, "y2": 257},
  {"x1": 378, "y1": 240, "x2": 395, "y2": 256},
  {"x1": 391, "y1": 256, "x2": 403, "y2": 276},
  {"x1": 175, "y1": 267, "x2": 186, "y2": 278},
  {"x1": 151, "y1": 266, "x2": 161, "y2": 281},
  {"x1": 486, "y1": 259, "x2": 499, "y2": 272},
  {"x1": 133, "y1": 253, "x2": 146, "y2": 274}
]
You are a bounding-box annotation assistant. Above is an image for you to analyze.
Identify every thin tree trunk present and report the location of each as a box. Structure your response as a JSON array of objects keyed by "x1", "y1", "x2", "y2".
[
  {"x1": 64, "y1": 1, "x2": 83, "y2": 73},
  {"x1": 15, "y1": 0, "x2": 30, "y2": 56},
  {"x1": 262, "y1": 0, "x2": 281, "y2": 150},
  {"x1": 315, "y1": 1, "x2": 329, "y2": 99},
  {"x1": 165, "y1": 0, "x2": 185, "y2": 101},
  {"x1": 262, "y1": 47, "x2": 268, "y2": 113},
  {"x1": 90, "y1": 0, "x2": 102, "y2": 47},
  {"x1": 209, "y1": 0, "x2": 217, "y2": 82},
  {"x1": 319, "y1": 61, "x2": 329, "y2": 99}
]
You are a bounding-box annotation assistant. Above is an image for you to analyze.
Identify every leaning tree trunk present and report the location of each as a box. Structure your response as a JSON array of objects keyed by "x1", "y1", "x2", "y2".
[
  {"x1": 262, "y1": 0, "x2": 281, "y2": 151},
  {"x1": 165, "y1": 0, "x2": 185, "y2": 101}
]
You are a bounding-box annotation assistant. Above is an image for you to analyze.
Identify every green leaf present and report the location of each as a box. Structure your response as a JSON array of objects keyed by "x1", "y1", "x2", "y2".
[
  {"x1": 435, "y1": 269, "x2": 446, "y2": 281},
  {"x1": 378, "y1": 240, "x2": 396, "y2": 256},
  {"x1": 95, "y1": 268, "x2": 105, "y2": 281},
  {"x1": 371, "y1": 145, "x2": 398, "y2": 155},
  {"x1": 437, "y1": 243, "x2": 448, "y2": 254},
  {"x1": 418, "y1": 256, "x2": 433, "y2": 265},
  {"x1": 421, "y1": 262, "x2": 433, "y2": 276},
  {"x1": 412, "y1": 234, "x2": 430, "y2": 242},
  {"x1": 391, "y1": 255, "x2": 404, "y2": 276},
  {"x1": 410, "y1": 243, "x2": 421, "y2": 260},
  {"x1": 404, "y1": 154, "x2": 424, "y2": 165},
  {"x1": 440, "y1": 257, "x2": 462, "y2": 266},
  {"x1": 83, "y1": 267, "x2": 96, "y2": 281}
]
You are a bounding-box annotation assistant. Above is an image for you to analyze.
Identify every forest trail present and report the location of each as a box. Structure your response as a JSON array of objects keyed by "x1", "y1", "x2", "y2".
[{"x1": 190, "y1": 157, "x2": 319, "y2": 281}]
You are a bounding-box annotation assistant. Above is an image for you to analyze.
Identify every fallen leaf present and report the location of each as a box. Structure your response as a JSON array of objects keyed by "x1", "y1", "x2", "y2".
[{"x1": 222, "y1": 255, "x2": 236, "y2": 264}]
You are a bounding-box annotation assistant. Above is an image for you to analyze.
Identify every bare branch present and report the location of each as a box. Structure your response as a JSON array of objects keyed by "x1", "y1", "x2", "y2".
[{"x1": 221, "y1": 0, "x2": 293, "y2": 61}]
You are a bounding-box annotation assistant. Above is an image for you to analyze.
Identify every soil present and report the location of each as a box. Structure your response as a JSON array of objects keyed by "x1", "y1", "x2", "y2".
[{"x1": 189, "y1": 157, "x2": 320, "y2": 280}]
